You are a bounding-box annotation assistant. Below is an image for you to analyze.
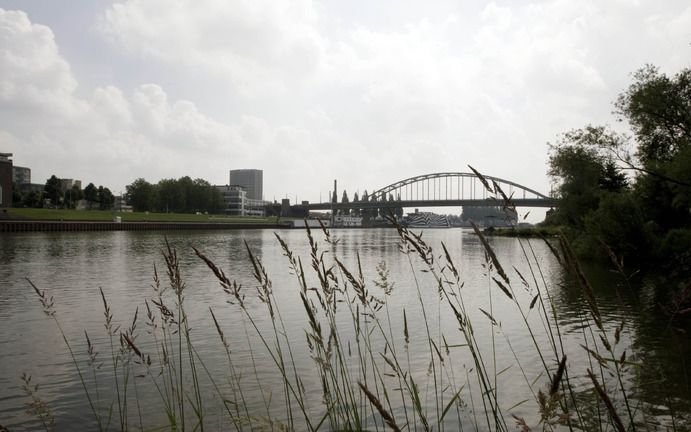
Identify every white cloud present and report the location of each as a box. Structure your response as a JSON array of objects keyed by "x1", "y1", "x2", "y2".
[
  {"x1": 2, "y1": 1, "x2": 690, "y2": 218},
  {"x1": 0, "y1": 9, "x2": 85, "y2": 125},
  {"x1": 99, "y1": 0, "x2": 325, "y2": 97},
  {"x1": 0, "y1": 8, "x2": 271, "y2": 189}
]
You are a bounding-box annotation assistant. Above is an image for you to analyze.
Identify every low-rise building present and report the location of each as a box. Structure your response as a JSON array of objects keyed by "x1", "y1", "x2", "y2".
[
  {"x1": 18, "y1": 183, "x2": 44, "y2": 193},
  {"x1": 215, "y1": 185, "x2": 269, "y2": 216},
  {"x1": 114, "y1": 196, "x2": 133, "y2": 213}
]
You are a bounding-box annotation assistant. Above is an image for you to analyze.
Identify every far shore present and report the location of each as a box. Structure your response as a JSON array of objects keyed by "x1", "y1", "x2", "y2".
[
  {"x1": 2, "y1": 207, "x2": 286, "y2": 224},
  {"x1": 0, "y1": 208, "x2": 297, "y2": 232},
  {"x1": 482, "y1": 225, "x2": 561, "y2": 238}
]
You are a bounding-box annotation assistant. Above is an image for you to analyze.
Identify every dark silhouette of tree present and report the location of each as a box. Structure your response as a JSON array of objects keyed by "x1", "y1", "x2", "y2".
[
  {"x1": 23, "y1": 190, "x2": 43, "y2": 208},
  {"x1": 84, "y1": 183, "x2": 98, "y2": 209},
  {"x1": 157, "y1": 179, "x2": 183, "y2": 213},
  {"x1": 352, "y1": 192, "x2": 360, "y2": 217},
  {"x1": 12, "y1": 183, "x2": 22, "y2": 206},
  {"x1": 546, "y1": 65, "x2": 691, "y2": 262},
  {"x1": 341, "y1": 190, "x2": 350, "y2": 215},
  {"x1": 361, "y1": 190, "x2": 370, "y2": 223},
  {"x1": 126, "y1": 178, "x2": 156, "y2": 212},
  {"x1": 44, "y1": 175, "x2": 62, "y2": 207},
  {"x1": 66, "y1": 184, "x2": 83, "y2": 209},
  {"x1": 394, "y1": 193, "x2": 403, "y2": 219},
  {"x1": 97, "y1": 186, "x2": 114, "y2": 210},
  {"x1": 616, "y1": 65, "x2": 691, "y2": 165},
  {"x1": 126, "y1": 176, "x2": 224, "y2": 214}
]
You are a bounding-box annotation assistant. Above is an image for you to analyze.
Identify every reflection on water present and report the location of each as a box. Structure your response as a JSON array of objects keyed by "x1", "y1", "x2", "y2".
[{"x1": 0, "y1": 229, "x2": 689, "y2": 430}]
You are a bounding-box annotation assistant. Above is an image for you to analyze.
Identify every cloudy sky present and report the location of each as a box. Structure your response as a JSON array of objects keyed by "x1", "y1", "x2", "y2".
[{"x1": 1, "y1": 0, "x2": 689, "y2": 218}]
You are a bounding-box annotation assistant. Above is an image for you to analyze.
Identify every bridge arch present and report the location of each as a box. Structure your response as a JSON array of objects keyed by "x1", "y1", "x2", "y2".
[
  {"x1": 369, "y1": 172, "x2": 549, "y2": 202},
  {"x1": 306, "y1": 172, "x2": 554, "y2": 210}
]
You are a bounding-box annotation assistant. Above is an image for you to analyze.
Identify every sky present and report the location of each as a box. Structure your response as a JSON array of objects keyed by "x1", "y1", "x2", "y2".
[{"x1": 1, "y1": 0, "x2": 690, "y2": 220}]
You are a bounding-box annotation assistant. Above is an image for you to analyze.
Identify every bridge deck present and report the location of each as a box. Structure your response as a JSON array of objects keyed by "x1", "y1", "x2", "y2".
[{"x1": 306, "y1": 198, "x2": 556, "y2": 211}]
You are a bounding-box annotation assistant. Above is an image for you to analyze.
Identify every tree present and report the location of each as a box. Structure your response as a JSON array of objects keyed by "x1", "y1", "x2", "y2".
[
  {"x1": 352, "y1": 192, "x2": 360, "y2": 217},
  {"x1": 616, "y1": 65, "x2": 691, "y2": 165},
  {"x1": 177, "y1": 176, "x2": 194, "y2": 212},
  {"x1": 580, "y1": 192, "x2": 650, "y2": 260},
  {"x1": 546, "y1": 65, "x2": 691, "y2": 263},
  {"x1": 599, "y1": 161, "x2": 628, "y2": 193},
  {"x1": 614, "y1": 65, "x2": 691, "y2": 230},
  {"x1": 126, "y1": 178, "x2": 155, "y2": 212},
  {"x1": 23, "y1": 190, "x2": 43, "y2": 208},
  {"x1": 65, "y1": 184, "x2": 83, "y2": 209},
  {"x1": 12, "y1": 183, "x2": 22, "y2": 206},
  {"x1": 98, "y1": 186, "x2": 114, "y2": 210},
  {"x1": 208, "y1": 185, "x2": 224, "y2": 214},
  {"x1": 157, "y1": 179, "x2": 183, "y2": 213},
  {"x1": 546, "y1": 131, "x2": 624, "y2": 228},
  {"x1": 341, "y1": 190, "x2": 350, "y2": 215},
  {"x1": 394, "y1": 193, "x2": 404, "y2": 219},
  {"x1": 361, "y1": 190, "x2": 370, "y2": 223},
  {"x1": 84, "y1": 183, "x2": 98, "y2": 209},
  {"x1": 44, "y1": 175, "x2": 62, "y2": 207},
  {"x1": 377, "y1": 192, "x2": 387, "y2": 218}
]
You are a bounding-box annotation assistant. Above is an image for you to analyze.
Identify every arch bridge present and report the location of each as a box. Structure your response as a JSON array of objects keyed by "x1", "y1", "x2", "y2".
[{"x1": 306, "y1": 172, "x2": 555, "y2": 211}]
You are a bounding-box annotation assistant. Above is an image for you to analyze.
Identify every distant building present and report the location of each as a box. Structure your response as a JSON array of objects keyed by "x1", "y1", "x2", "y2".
[
  {"x1": 264, "y1": 199, "x2": 309, "y2": 219},
  {"x1": 13, "y1": 166, "x2": 31, "y2": 185},
  {"x1": 18, "y1": 183, "x2": 44, "y2": 194},
  {"x1": 0, "y1": 153, "x2": 13, "y2": 207},
  {"x1": 215, "y1": 185, "x2": 268, "y2": 216},
  {"x1": 334, "y1": 215, "x2": 363, "y2": 227},
  {"x1": 114, "y1": 196, "x2": 133, "y2": 213},
  {"x1": 404, "y1": 212, "x2": 450, "y2": 228},
  {"x1": 229, "y1": 169, "x2": 263, "y2": 201},
  {"x1": 60, "y1": 178, "x2": 82, "y2": 192}
]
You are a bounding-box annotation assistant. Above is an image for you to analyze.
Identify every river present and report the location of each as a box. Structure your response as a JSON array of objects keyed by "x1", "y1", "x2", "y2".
[{"x1": 0, "y1": 228, "x2": 689, "y2": 431}]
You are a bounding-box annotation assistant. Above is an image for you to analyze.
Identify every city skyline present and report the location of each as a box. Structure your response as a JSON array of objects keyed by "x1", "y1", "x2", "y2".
[{"x1": 1, "y1": 1, "x2": 690, "y2": 221}]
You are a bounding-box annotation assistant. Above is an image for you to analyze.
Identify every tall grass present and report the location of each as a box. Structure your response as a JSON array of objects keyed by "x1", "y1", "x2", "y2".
[{"x1": 21, "y1": 169, "x2": 688, "y2": 431}]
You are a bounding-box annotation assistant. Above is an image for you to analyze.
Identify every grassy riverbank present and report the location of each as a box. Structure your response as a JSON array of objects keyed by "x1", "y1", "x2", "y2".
[
  {"x1": 6, "y1": 207, "x2": 282, "y2": 224},
  {"x1": 482, "y1": 225, "x2": 562, "y2": 238}
]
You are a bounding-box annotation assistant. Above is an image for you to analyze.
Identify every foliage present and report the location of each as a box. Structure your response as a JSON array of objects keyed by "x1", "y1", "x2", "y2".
[
  {"x1": 43, "y1": 175, "x2": 62, "y2": 207},
  {"x1": 340, "y1": 189, "x2": 350, "y2": 215},
  {"x1": 360, "y1": 190, "x2": 375, "y2": 222},
  {"x1": 546, "y1": 65, "x2": 691, "y2": 264},
  {"x1": 97, "y1": 186, "x2": 114, "y2": 210},
  {"x1": 394, "y1": 193, "x2": 403, "y2": 219},
  {"x1": 658, "y1": 228, "x2": 691, "y2": 267},
  {"x1": 615, "y1": 65, "x2": 691, "y2": 232},
  {"x1": 351, "y1": 191, "x2": 360, "y2": 217},
  {"x1": 577, "y1": 192, "x2": 651, "y2": 260},
  {"x1": 615, "y1": 65, "x2": 691, "y2": 165},
  {"x1": 462, "y1": 206, "x2": 517, "y2": 226},
  {"x1": 546, "y1": 130, "x2": 625, "y2": 229},
  {"x1": 125, "y1": 176, "x2": 224, "y2": 214},
  {"x1": 12, "y1": 183, "x2": 23, "y2": 206},
  {"x1": 126, "y1": 178, "x2": 156, "y2": 212},
  {"x1": 84, "y1": 183, "x2": 98, "y2": 209},
  {"x1": 23, "y1": 190, "x2": 44, "y2": 208},
  {"x1": 66, "y1": 185, "x2": 84, "y2": 209}
]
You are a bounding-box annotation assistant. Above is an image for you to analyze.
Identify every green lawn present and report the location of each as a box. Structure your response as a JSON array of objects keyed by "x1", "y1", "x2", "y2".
[{"x1": 7, "y1": 208, "x2": 283, "y2": 224}]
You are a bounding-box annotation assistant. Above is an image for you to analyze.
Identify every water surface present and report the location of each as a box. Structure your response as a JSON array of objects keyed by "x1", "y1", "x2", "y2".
[{"x1": 0, "y1": 228, "x2": 688, "y2": 430}]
